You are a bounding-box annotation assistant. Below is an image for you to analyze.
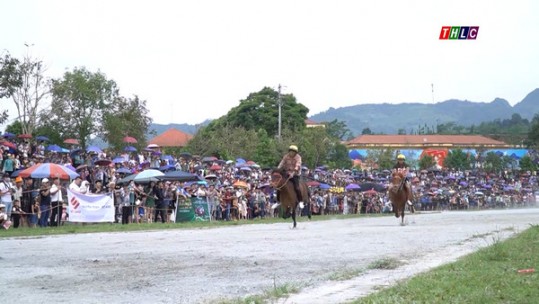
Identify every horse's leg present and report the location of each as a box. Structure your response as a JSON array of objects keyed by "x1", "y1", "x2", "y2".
[
  {"x1": 401, "y1": 204, "x2": 405, "y2": 225},
  {"x1": 307, "y1": 202, "x2": 312, "y2": 220},
  {"x1": 292, "y1": 205, "x2": 297, "y2": 228}
]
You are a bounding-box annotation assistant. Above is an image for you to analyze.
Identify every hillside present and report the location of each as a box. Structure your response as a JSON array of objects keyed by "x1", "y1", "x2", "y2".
[{"x1": 310, "y1": 89, "x2": 539, "y2": 135}]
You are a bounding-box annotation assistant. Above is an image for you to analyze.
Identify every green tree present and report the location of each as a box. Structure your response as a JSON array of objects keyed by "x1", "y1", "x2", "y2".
[
  {"x1": 483, "y1": 152, "x2": 504, "y2": 173},
  {"x1": 254, "y1": 129, "x2": 279, "y2": 167},
  {"x1": 418, "y1": 154, "x2": 436, "y2": 170},
  {"x1": 207, "y1": 87, "x2": 308, "y2": 138},
  {"x1": 361, "y1": 127, "x2": 372, "y2": 135},
  {"x1": 518, "y1": 155, "x2": 536, "y2": 172},
  {"x1": 327, "y1": 142, "x2": 351, "y2": 169},
  {"x1": 527, "y1": 114, "x2": 539, "y2": 148},
  {"x1": 365, "y1": 149, "x2": 395, "y2": 171},
  {"x1": 0, "y1": 53, "x2": 23, "y2": 124},
  {"x1": 325, "y1": 119, "x2": 353, "y2": 140},
  {"x1": 444, "y1": 149, "x2": 471, "y2": 170},
  {"x1": 102, "y1": 95, "x2": 153, "y2": 151},
  {"x1": 48, "y1": 67, "x2": 119, "y2": 148}
]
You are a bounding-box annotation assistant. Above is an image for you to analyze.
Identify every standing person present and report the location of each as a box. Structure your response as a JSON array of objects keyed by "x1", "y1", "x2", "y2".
[
  {"x1": 21, "y1": 178, "x2": 38, "y2": 227},
  {"x1": 38, "y1": 178, "x2": 52, "y2": 227},
  {"x1": 274, "y1": 145, "x2": 304, "y2": 209},
  {"x1": 69, "y1": 176, "x2": 87, "y2": 194},
  {"x1": 0, "y1": 172, "x2": 15, "y2": 220},
  {"x1": 153, "y1": 181, "x2": 166, "y2": 223},
  {"x1": 49, "y1": 178, "x2": 64, "y2": 227},
  {"x1": 120, "y1": 184, "x2": 132, "y2": 224}
]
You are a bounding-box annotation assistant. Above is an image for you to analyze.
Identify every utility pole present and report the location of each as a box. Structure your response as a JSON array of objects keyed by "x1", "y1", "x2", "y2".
[{"x1": 278, "y1": 84, "x2": 282, "y2": 141}]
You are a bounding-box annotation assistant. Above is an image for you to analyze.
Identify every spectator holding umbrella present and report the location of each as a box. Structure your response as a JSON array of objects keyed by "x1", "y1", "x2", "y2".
[
  {"x1": 153, "y1": 180, "x2": 166, "y2": 223},
  {"x1": 38, "y1": 178, "x2": 52, "y2": 227}
]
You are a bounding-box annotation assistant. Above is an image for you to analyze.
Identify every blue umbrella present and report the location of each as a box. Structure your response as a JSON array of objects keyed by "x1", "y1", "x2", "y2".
[
  {"x1": 112, "y1": 157, "x2": 126, "y2": 164},
  {"x1": 239, "y1": 166, "x2": 252, "y2": 171},
  {"x1": 116, "y1": 167, "x2": 132, "y2": 174},
  {"x1": 161, "y1": 155, "x2": 174, "y2": 161},
  {"x1": 124, "y1": 146, "x2": 137, "y2": 152},
  {"x1": 159, "y1": 164, "x2": 176, "y2": 172},
  {"x1": 2, "y1": 132, "x2": 15, "y2": 138},
  {"x1": 161, "y1": 170, "x2": 201, "y2": 182},
  {"x1": 345, "y1": 183, "x2": 361, "y2": 191},
  {"x1": 87, "y1": 146, "x2": 103, "y2": 153},
  {"x1": 36, "y1": 135, "x2": 50, "y2": 141},
  {"x1": 319, "y1": 183, "x2": 331, "y2": 190},
  {"x1": 46, "y1": 144, "x2": 63, "y2": 152},
  {"x1": 236, "y1": 158, "x2": 246, "y2": 164}
]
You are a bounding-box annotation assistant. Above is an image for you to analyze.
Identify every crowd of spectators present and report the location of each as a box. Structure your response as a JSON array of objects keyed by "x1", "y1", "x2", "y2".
[{"x1": 1, "y1": 137, "x2": 538, "y2": 230}]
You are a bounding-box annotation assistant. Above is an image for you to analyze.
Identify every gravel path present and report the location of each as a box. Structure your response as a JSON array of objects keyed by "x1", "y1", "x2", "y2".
[{"x1": 1, "y1": 208, "x2": 538, "y2": 304}]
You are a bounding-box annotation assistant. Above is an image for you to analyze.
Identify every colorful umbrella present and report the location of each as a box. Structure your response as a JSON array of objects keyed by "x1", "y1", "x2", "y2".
[
  {"x1": 146, "y1": 144, "x2": 159, "y2": 149},
  {"x1": 122, "y1": 136, "x2": 138, "y2": 144},
  {"x1": 19, "y1": 163, "x2": 79, "y2": 179},
  {"x1": 63, "y1": 138, "x2": 79, "y2": 145},
  {"x1": 124, "y1": 146, "x2": 137, "y2": 152}
]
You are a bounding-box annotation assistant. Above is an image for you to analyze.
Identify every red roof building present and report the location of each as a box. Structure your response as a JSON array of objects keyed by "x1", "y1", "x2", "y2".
[
  {"x1": 148, "y1": 128, "x2": 192, "y2": 147},
  {"x1": 346, "y1": 135, "x2": 510, "y2": 149}
]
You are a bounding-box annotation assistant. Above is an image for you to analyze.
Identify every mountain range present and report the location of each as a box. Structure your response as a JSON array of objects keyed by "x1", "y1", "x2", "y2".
[{"x1": 149, "y1": 88, "x2": 539, "y2": 138}]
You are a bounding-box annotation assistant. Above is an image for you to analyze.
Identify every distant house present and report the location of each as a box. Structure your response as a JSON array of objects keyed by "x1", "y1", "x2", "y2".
[
  {"x1": 305, "y1": 119, "x2": 325, "y2": 128},
  {"x1": 148, "y1": 128, "x2": 192, "y2": 147}
]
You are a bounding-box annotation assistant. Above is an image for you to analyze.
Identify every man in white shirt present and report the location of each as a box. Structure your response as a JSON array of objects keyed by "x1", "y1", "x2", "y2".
[
  {"x1": 50, "y1": 178, "x2": 63, "y2": 226},
  {"x1": 69, "y1": 176, "x2": 87, "y2": 194},
  {"x1": 0, "y1": 173, "x2": 14, "y2": 218}
]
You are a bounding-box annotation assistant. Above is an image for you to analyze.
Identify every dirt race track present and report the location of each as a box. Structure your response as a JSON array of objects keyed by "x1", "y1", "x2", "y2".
[{"x1": 1, "y1": 208, "x2": 539, "y2": 304}]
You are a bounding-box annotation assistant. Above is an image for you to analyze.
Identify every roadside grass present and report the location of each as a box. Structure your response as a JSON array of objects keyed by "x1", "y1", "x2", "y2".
[
  {"x1": 0, "y1": 213, "x2": 387, "y2": 238},
  {"x1": 367, "y1": 257, "x2": 402, "y2": 270},
  {"x1": 349, "y1": 225, "x2": 539, "y2": 304},
  {"x1": 329, "y1": 267, "x2": 366, "y2": 281},
  {"x1": 214, "y1": 283, "x2": 300, "y2": 304}
]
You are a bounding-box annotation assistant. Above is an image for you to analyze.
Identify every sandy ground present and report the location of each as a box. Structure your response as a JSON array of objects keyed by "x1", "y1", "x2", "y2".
[{"x1": 1, "y1": 208, "x2": 538, "y2": 304}]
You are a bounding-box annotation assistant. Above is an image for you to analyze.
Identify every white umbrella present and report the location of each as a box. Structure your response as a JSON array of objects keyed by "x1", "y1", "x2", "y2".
[{"x1": 134, "y1": 169, "x2": 164, "y2": 182}]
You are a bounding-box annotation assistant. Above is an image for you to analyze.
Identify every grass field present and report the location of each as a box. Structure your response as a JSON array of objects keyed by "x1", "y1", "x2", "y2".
[{"x1": 350, "y1": 225, "x2": 539, "y2": 304}]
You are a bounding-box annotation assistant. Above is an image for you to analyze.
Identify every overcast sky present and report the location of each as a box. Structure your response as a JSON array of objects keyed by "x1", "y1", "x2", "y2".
[{"x1": 1, "y1": 0, "x2": 538, "y2": 129}]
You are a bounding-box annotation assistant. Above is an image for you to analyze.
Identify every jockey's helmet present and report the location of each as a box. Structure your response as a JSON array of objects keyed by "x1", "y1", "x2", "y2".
[
  {"x1": 289, "y1": 145, "x2": 299, "y2": 153},
  {"x1": 397, "y1": 154, "x2": 405, "y2": 160}
]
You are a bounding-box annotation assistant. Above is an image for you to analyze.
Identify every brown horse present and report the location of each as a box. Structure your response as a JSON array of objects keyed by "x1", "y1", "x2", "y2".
[
  {"x1": 270, "y1": 168, "x2": 310, "y2": 228},
  {"x1": 388, "y1": 171, "x2": 414, "y2": 225}
]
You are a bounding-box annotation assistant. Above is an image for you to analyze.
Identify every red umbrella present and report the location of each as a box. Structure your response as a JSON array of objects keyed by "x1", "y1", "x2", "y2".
[
  {"x1": 209, "y1": 164, "x2": 222, "y2": 171},
  {"x1": 18, "y1": 134, "x2": 32, "y2": 139},
  {"x1": 0, "y1": 141, "x2": 17, "y2": 149},
  {"x1": 123, "y1": 136, "x2": 137, "y2": 144},
  {"x1": 64, "y1": 138, "x2": 79, "y2": 145}
]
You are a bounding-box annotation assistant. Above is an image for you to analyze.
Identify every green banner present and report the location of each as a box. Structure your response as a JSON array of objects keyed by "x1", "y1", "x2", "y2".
[{"x1": 175, "y1": 196, "x2": 210, "y2": 222}]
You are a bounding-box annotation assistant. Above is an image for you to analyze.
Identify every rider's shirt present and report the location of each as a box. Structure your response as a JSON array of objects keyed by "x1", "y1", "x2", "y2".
[
  {"x1": 393, "y1": 162, "x2": 409, "y2": 170},
  {"x1": 278, "y1": 154, "x2": 302, "y2": 176}
]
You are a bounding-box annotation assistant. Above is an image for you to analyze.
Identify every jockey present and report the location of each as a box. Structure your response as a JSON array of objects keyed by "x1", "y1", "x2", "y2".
[
  {"x1": 272, "y1": 145, "x2": 305, "y2": 210},
  {"x1": 393, "y1": 154, "x2": 413, "y2": 206}
]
